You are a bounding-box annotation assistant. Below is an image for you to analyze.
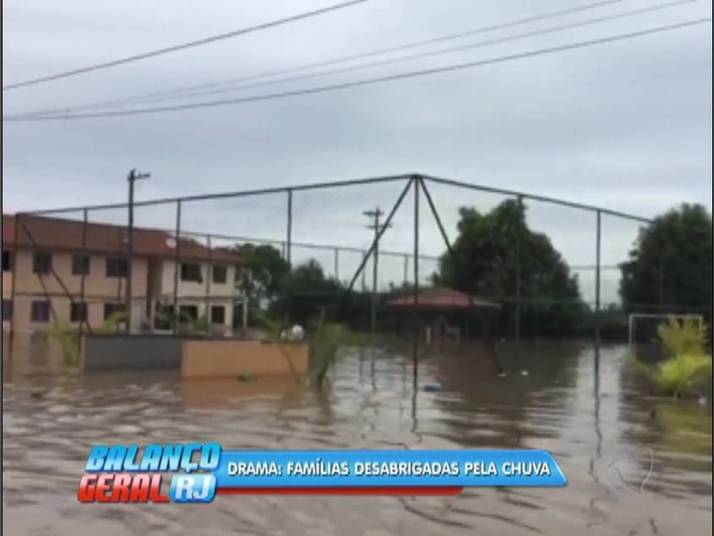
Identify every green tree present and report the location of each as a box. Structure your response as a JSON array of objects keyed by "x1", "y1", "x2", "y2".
[
  {"x1": 273, "y1": 259, "x2": 343, "y2": 322},
  {"x1": 436, "y1": 199, "x2": 584, "y2": 335},
  {"x1": 232, "y1": 243, "x2": 290, "y2": 300},
  {"x1": 281, "y1": 259, "x2": 339, "y2": 292},
  {"x1": 619, "y1": 203, "x2": 712, "y2": 312}
]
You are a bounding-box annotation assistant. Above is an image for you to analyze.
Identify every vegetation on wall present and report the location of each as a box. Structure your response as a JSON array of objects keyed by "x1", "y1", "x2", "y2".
[
  {"x1": 48, "y1": 320, "x2": 81, "y2": 367},
  {"x1": 48, "y1": 310, "x2": 130, "y2": 366}
]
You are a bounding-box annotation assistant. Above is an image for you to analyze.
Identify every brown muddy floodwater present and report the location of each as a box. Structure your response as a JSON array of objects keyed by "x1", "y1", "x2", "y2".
[{"x1": 2, "y1": 334, "x2": 712, "y2": 536}]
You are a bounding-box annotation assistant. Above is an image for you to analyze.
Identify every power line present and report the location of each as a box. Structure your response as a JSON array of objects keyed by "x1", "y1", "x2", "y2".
[
  {"x1": 10, "y1": 0, "x2": 627, "y2": 117},
  {"x1": 110, "y1": 0, "x2": 700, "y2": 107},
  {"x1": 2, "y1": 0, "x2": 367, "y2": 91},
  {"x1": 4, "y1": 17, "x2": 710, "y2": 122}
]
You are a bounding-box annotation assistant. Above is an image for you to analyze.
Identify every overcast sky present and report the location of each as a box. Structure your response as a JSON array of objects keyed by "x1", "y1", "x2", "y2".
[{"x1": 2, "y1": 0, "x2": 712, "y2": 302}]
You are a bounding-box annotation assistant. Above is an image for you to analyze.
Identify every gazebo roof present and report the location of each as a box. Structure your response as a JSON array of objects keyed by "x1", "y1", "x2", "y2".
[{"x1": 387, "y1": 287, "x2": 500, "y2": 310}]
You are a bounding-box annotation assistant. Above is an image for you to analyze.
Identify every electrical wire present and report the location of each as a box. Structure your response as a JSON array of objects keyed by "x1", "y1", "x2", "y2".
[
  {"x1": 9, "y1": 0, "x2": 628, "y2": 117},
  {"x1": 94, "y1": 0, "x2": 699, "y2": 108},
  {"x1": 2, "y1": 0, "x2": 367, "y2": 91},
  {"x1": 3, "y1": 17, "x2": 709, "y2": 122}
]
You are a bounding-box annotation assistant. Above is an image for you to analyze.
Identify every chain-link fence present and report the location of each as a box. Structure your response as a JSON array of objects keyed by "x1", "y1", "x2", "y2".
[{"x1": 5, "y1": 173, "x2": 711, "y2": 346}]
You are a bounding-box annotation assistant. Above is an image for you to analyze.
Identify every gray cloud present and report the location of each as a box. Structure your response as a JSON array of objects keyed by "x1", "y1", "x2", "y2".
[{"x1": 2, "y1": 0, "x2": 712, "y2": 303}]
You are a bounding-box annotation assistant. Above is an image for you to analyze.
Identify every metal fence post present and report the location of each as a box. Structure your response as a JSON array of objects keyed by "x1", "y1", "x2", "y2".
[
  {"x1": 286, "y1": 189, "x2": 293, "y2": 266},
  {"x1": 8, "y1": 212, "x2": 21, "y2": 361},
  {"x1": 172, "y1": 200, "x2": 182, "y2": 334},
  {"x1": 657, "y1": 256, "x2": 665, "y2": 306},
  {"x1": 413, "y1": 175, "x2": 420, "y2": 381},
  {"x1": 334, "y1": 247, "x2": 339, "y2": 281},
  {"x1": 515, "y1": 194, "x2": 524, "y2": 341},
  {"x1": 78, "y1": 209, "x2": 89, "y2": 357},
  {"x1": 205, "y1": 233, "x2": 212, "y2": 333},
  {"x1": 595, "y1": 210, "x2": 602, "y2": 343}
]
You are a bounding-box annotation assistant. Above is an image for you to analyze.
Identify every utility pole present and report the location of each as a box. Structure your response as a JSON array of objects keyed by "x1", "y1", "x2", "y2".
[
  {"x1": 364, "y1": 207, "x2": 391, "y2": 332},
  {"x1": 126, "y1": 168, "x2": 151, "y2": 333}
]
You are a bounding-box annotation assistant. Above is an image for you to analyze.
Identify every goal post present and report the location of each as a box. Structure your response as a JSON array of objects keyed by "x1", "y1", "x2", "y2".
[{"x1": 627, "y1": 313, "x2": 704, "y2": 352}]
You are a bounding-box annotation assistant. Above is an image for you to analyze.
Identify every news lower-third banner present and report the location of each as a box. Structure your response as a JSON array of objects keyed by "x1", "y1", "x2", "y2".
[{"x1": 78, "y1": 444, "x2": 567, "y2": 503}]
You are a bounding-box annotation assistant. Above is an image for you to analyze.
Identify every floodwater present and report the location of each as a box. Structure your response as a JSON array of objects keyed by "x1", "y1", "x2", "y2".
[{"x1": 2, "y1": 334, "x2": 712, "y2": 536}]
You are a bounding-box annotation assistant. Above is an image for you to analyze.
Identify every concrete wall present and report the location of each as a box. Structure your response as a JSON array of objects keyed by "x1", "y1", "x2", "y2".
[
  {"x1": 181, "y1": 340, "x2": 309, "y2": 379},
  {"x1": 81, "y1": 336, "x2": 308, "y2": 377},
  {"x1": 82, "y1": 334, "x2": 182, "y2": 370}
]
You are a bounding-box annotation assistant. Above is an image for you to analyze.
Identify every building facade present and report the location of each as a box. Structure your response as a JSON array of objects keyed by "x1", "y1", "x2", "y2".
[{"x1": 2, "y1": 214, "x2": 243, "y2": 335}]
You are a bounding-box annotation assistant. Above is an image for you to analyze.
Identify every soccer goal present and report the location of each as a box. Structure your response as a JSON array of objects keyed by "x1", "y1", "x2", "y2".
[{"x1": 627, "y1": 313, "x2": 704, "y2": 352}]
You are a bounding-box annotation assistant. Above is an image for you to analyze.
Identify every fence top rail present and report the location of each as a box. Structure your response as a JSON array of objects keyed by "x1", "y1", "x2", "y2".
[
  {"x1": 421, "y1": 174, "x2": 654, "y2": 224},
  {"x1": 12, "y1": 172, "x2": 667, "y2": 225},
  {"x1": 16, "y1": 173, "x2": 414, "y2": 216}
]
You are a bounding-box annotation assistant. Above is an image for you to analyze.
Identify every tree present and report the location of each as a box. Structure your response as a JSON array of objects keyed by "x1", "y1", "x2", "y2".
[
  {"x1": 281, "y1": 259, "x2": 341, "y2": 294},
  {"x1": 620, "y1": 203, "x2": 712, "y2": 313},
  {"x1": 272, "y1": 259, "x2": 343, "y2": 322},
  {"x1": 436, "y1": 199, "x2": 585, "y2": 335},
  {"x1": 231, "y1": 243, "x2": 290, "y2": 300}
]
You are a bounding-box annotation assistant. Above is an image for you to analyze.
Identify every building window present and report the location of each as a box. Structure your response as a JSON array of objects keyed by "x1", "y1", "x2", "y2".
[
  {"x1": 30, "y1": 301, "x2": 50, "y2": 322},
  {"x1": 106, "y1": 258, "x2": 128, "y2": 278},
  {"x1": 72, "y1": 254, "x2": 90, "y2": 275},
  {"x1": 104, "y1": 302, "x2": 126, "y2": 321},
  {"x1": 2, "y1": 250, "x2": 11, "y2": 272},
  {"x1": 179, "y1": 305, "x2": 198, "y2": 323},
  {"x1": 2, "y1": 300, "x2": 12, "y2": 320},
  {"x1": 180, "y1": 263, "x2": 202, "y2": 283},
  {"x1": 33, "y1": 252, "x2": 52, "y2": 274},
  {"x1": 212, "y1": 265, "x2": 227, "y2": 284},
  {"x1": 154, "y1": 303, "x2": 174, "y2": 330},
  {"x1": 210, "y1": 305, "x2": 225, "y2": 325},
  {"x1": 70, "y1": 302, "x2": 88, "y2": 322}
]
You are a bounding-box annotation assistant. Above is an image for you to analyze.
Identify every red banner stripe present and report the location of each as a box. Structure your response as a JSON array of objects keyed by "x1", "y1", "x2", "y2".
[{"x1": 216, "y1": 486, "x2": 463, "y2": 496}]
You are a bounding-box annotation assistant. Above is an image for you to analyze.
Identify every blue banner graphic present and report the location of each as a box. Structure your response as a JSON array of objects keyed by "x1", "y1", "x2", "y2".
[{"x1": 213, "y1": 449, "x2": 567, "y2": 488}]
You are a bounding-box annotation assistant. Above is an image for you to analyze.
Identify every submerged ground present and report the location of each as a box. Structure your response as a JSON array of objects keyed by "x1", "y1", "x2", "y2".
[{"x1": 2, "y1": 335, "x2": 712, "y2": 535}]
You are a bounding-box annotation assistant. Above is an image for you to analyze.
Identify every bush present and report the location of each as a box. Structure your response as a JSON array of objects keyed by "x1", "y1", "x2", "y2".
[
  {"x1": 654, "y1": 353, "x2": 711, "y2": 397},
  {"x1": 631, "y1": 318, "x2": 712, "y2": 398},
  {"x1": 657, "y1": 317, "x2": 707, "y2": 358},
  {"x1": 48, "y1": 320, "x2": 80, "y2": 366},
  {"x1": 309, "y1": 321, "x2": 361, "y2": 387}
]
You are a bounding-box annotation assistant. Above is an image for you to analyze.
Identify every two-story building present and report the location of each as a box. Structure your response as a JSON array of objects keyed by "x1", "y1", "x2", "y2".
[{"x1": 2, "y1": 214, "x2": 243, "y2": 335}]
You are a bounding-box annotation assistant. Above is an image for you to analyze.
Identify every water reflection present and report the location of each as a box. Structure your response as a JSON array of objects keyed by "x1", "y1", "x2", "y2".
[
  {"x1": 2, "y1": 334, "x2": 712, "y2": 536},
  {"x1": 181, "y1": 376, "x2": 304, "y2": 410}
]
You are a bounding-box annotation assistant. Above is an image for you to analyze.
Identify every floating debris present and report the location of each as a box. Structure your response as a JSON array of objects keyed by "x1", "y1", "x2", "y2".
[{"x1": 237, "y1": 374, "x2": 257, "y2": 383}]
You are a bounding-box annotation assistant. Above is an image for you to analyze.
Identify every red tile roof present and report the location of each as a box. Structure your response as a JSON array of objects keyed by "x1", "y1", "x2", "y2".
[
  {"x1": 388, "y1": 287, "x2": 500, "y2": 309},
  {"x1": 2, "y1": 214, "x2": 240, "y2": 263}
]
